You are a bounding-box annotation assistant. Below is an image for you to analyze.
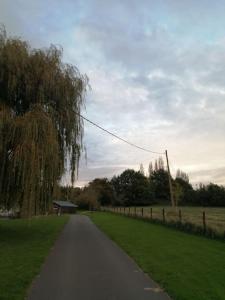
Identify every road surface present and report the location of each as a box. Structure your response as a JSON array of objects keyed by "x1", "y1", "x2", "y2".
[{"x1": 28, "y1": 215, "x2": 171, "y2": 300}]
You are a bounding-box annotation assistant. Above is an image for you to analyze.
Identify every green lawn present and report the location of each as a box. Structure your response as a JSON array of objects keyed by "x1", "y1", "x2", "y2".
[
  {"x1": 90, "y1": 212, "x2": 225, "y2": 300},
  {"x1": 0, "y1": 215, "x2": 69, "y2": 300}
]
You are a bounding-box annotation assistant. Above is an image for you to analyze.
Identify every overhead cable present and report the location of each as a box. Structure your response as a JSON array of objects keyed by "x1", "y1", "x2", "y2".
[{"x1": 76, "y1": 112, "x2": 165, "y2": 155}]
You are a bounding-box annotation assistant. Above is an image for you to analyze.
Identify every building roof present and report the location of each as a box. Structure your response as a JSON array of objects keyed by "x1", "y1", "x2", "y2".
[{"x1": 53, "y1": 200, "x2": 78, "y2": 208}]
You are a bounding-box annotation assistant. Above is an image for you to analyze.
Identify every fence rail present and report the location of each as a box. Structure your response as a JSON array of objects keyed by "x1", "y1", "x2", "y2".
[{"x1": 100, "y1": 206, "x2": 225, "y2": 240}]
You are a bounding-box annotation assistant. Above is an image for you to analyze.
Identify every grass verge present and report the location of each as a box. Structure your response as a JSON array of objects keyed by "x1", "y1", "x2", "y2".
[
  {"x1": 0, "y1": 215, "x2": 69, "y2": 300},
  {"x1": 90, "y1": 212, "x2": 225, "y2": 300}
]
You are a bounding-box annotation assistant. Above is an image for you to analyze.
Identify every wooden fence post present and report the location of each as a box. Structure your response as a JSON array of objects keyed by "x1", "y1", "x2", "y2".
[
  {"x1": 129, "y1": 207, "x2": 130, "y2": 216},
  {"x1": 141, "y1": 207, "x2": 143, "y2": 217},
  {"x1": 124, "y1": 207, "x2": 125, "y2": 215},
  {"x1": 203, "y1": 211, "x2": 206, "y2": 233},
  {"x1": 134, "y1": 207, "x2": 136, "y2": 217},
  {"x1": 150, "y1": 207, "x2": 152, "y2": 219}
]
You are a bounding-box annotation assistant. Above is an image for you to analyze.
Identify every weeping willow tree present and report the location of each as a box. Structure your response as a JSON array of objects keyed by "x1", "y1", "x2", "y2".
[{"x1": 0, "y1": 27, "x2": 88, "y2": 217}]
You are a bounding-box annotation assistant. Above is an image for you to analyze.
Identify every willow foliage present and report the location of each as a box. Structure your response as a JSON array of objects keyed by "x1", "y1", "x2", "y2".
[{"x1": 0, "y1": 27, "x2": 88, "y2": 217}]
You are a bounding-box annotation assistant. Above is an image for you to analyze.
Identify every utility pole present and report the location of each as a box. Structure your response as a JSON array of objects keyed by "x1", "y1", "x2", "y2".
[{"x1": 165, "y1": 150, "x2": 175, "y2": 207}]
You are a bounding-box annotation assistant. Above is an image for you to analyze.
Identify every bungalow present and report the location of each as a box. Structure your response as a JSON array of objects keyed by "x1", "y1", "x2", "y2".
[{"x1": 53, "y1": 200, "x2": 78, "y2": 214}]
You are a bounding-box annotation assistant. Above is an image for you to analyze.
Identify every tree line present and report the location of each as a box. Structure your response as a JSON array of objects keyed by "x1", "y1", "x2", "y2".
[{"x1": 58, "y1": 158, "x2": 225, "y2": 209}]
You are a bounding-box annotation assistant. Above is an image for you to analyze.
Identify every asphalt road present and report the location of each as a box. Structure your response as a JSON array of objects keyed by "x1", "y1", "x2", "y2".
[{"x1": 28, "y1": 215, "x2": 171, "y2": 300}]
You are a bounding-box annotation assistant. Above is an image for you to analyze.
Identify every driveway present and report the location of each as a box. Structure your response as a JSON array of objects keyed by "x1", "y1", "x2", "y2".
[{"x1": 28, "y1": 215, "x2": 171, "y2": 300}]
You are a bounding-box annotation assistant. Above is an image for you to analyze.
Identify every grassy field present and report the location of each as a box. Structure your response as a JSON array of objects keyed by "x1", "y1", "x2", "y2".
[
  {"x1": 109, "y1": 206, "x2": 225, "y2": 235},
  {"x1": 0, "y1": 215, "x2": 69, "y2": 300},
  {"x1": 90, "y1": 212, "x2": 225, "y2": 300}
]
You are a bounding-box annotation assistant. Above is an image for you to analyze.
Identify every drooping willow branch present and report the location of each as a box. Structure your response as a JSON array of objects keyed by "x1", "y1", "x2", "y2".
[{"x1": 0, "y1": 26, "x2": 88, "y2": 217}]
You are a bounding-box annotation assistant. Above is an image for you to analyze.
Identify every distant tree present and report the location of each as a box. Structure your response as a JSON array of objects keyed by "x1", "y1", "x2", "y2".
[
  {"x1": 76, "y1": 186, "x2": 100, "y2": 210},
  {"x1": 174, "y1": 177, "x2": 193, "y2": 205},
  {"x1": 75, "y1": 178, "x2": 115, "y2": 209},
  {"x1": 194, "y1": 183, "x2": 225, "y2": 207},
  {"x1": 173, "y1": 181, "x2": 184, "y2": 206},
  {"x1": 0, "y1": 27, "x2": 88, "y2": 217},
  {"x1": 154, "y1": 160, "x2": 159, "y2": 171},
  {"x1": 158, "y1": 156, "x2": 165, "y2": 170},
  {"x1": 111, "y1": 169, "x2": 154, "y2": 206},
  {"x1": 150, "y1": 169, "x2": 170, "y2": 203},
  {"x1": 148, "y1": 162, "x2": 153, "y2": 178},
  {"x1": 176, "y1": 169, "x2": 189, "y2": 183},
  {"x1": 58, "y1": 186, "x2": 81, "y2": 203},
  {"x1": 139, "y1": 163, "x2": 145, "y2": 176},
  {"x1": 88, "y1": 178, "x2": 115, "y2": 206}
]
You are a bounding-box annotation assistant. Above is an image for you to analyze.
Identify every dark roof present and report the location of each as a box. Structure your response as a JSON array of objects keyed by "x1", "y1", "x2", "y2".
[{"x1": 53, "y1": 201, "x2": 78, "y2": 208}]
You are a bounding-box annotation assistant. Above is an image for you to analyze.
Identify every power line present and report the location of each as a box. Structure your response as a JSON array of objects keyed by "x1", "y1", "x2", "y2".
[
  {"x1": 76, "y1": 111, "x2": 175, "y2": 206},
  {"x1": 76, "y1": 112, "x2": 165, "y2": 155}
]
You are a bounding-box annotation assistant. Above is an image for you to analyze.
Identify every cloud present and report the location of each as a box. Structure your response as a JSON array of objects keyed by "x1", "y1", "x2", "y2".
[
  {"x1": 189, "y1": 167, "x2": 225, "y2": 186},
  {"x1": 0, "y1": 0, "x2": 225, "y2": 186}
]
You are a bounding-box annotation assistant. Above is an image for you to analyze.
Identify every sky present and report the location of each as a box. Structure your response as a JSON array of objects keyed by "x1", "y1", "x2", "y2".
[{"x1": 1, "y1": 0, "x2": 225, "y2": 186}]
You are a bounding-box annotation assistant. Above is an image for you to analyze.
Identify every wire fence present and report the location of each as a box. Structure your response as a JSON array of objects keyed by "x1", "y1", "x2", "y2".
[{"x1": 100, "y1": 206, "x2": 225, "y2": 240}]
